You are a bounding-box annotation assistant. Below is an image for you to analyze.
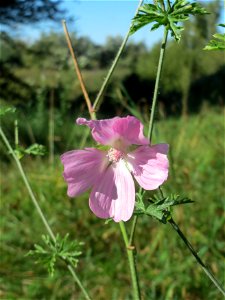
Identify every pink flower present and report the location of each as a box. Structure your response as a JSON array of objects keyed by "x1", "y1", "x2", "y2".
[{"x1": 61, "y1": 116, "x2": 169, "y2": 222}]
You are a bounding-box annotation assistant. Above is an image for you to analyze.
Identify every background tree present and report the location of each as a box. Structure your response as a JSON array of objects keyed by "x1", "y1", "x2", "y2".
[{"x1": 0, "y1": 0, "x2": 66, "y2": 25}]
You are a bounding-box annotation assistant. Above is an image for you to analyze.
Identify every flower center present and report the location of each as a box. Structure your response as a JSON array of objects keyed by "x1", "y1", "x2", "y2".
[{"x1": 107, "y1": 148, "x2": 124, "y2": 163}]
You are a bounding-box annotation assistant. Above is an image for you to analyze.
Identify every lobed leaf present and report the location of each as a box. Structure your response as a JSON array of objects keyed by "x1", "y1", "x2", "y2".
[
  {"x1": 27, "y1": 234, "x2": 83, "y2": 276},
  {"x1": 130, "y1": 0, "x2": 208, "y2": 42},
  {"x1": 25, "y1": 143, "x2": 47, "y2": 156}
]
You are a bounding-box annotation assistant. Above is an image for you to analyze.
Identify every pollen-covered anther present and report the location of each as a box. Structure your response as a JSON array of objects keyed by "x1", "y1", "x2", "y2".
[{"x1": 107, "y1": 148, "x2": 124, "y2": 163}]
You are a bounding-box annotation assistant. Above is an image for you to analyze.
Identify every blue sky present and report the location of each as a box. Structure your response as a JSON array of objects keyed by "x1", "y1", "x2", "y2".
[
  {"x1": 9, "y1": 1, "x2": 163, "y2": 47},
  {"x1": 7, "y1": 0, "x2": 225, "y2": 47},
  {"x1": 61, "y1": 0, "x2": 164, "y2": 46}
]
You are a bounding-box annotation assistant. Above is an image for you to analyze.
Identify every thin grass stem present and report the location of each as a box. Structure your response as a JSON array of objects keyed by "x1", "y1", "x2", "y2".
[
  {"x1": 77, "y1": 0, "x2": 144, "y2": 149},
  {"x1": 147, "y1": 27, "x2": 168, "y2": 141},
  {"x1": 62, "y1": 20, "x2": 96, "y2": 120},
  {"x1": 92, "y1": 0, "x2": 144, "y2": 112}
]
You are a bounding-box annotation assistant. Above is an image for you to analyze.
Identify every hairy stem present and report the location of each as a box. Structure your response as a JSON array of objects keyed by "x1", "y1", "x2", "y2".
[
  {"x1": 147, "y1": 27, "x2": 168, "y2": 141},
  {"x1": 92, "y1": 0, "x2": 144, "y2": 112},
  {"x1": 119, "y1": 222, "x2": 141, "y2": 300},
  {"x1": 62, "y1": 20, "x2": 96, "y2": 120},
  {"x1": 0, "y1": 127, "x2": 92, "y2": 300},
  {"x1": 169, "y1": 218, "x2": 225, "y2": 296}
]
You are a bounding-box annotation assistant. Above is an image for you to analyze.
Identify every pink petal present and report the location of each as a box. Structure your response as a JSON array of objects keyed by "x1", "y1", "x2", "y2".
[
  {"x1": 61, "y1": 148, "x2": 107, "y2": 197},
  {"x1": 76, "y1": 117, "x2": 117, "y2": 145},
  {"x1": 89, "y1": 160, "x2": 135, "y2": 222},
  {"x1": 76, "y1": 116, "x2": 149, "y2": 147},
  {"x1": 112, "y1": 116, "x2": 149, "y2": 146},
  {"x1": 127, "y1": 144, "x2": 169, "y2": 190}
]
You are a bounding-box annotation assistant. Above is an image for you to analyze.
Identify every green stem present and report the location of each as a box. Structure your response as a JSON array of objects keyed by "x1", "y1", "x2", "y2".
[
  {"x1": 169, "y1": 218, "x2": 225, "y2": 297},
  {"x1": 92, "y1": 0, "x2": 144, "y2": 111},
  {"x1": 67, "y1": 264, "x2": 92, "y2": 300},
  {"x1": 147, "y1": 27, "x2": 168, "y2": 141},
  {"x1": 79, "y1": 0, "x2": 144, "y2": 149},
  {"x1": 0, "y1": 127, "x2": 92, "y2": 300},
  {"x1": 14, "y1": 119, "x2": 19, "y2": 147},
  {"x1": 129, "y1": 215, "x2": 138, "y2": 246},
  {"x1": 119, "y1": 222, "x2": 141, "y2": 300},
  {"x1": 158, "y1": 187, "x2": 225, "y2": 296},
  {"x1": 131, "y1": 27, "x2": 169, "y2": 256}
]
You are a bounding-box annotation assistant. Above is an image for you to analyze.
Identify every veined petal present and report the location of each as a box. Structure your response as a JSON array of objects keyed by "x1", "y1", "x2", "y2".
[
  {"x1": 89, "y1": 165, "x2": 116, "y2": 219},
  {"x1": 61, "y1": 148, "x2": 107, "y2": 197},
  {"x1": 89, "y1": 160, "x2": 135, "y2": 222},
  {"x1": 127, "y1": 144, "x2": 169, "y2": 190},
  {"x1": 76, "y1": 116, "x2": 149, "y2": 147},
  {"x1": 112, "y1": 115, "x2": 149, "y2": 146},
  {"x1": 76, "y1": 117, "x2": 118, "y2": 145},
  {"x1": 113, "y1": 160, "x2": 135, "y2": 222}
]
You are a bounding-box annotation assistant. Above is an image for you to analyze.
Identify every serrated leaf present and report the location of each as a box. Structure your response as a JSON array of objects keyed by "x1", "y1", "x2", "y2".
[
  {"x1": 146, "y1": 204, "x2": 164, "y2": 220},
  {"x1": 134, "y1": 191, "x2": 146, "y2": 215},
  {"x1": 143, "y1": 194, "x2": 193, "y2": 222}
]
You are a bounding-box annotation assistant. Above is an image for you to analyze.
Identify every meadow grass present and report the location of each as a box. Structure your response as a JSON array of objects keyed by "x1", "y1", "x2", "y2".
[{"x1": 0, "y1": 108, "x2": 224, "y2": 300}]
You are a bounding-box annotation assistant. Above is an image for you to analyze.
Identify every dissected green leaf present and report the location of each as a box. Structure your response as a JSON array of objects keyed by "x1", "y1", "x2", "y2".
[
  {"x1": 27, "y1": 234, "x2": 83, "y2": 277},
  {"x1": 134, "y1": 192, "x2": 193, "y2": 223},
  {"x1": 24, "y1": 143, "x2": 47, "y2": 156},
  {"x1": 12, "y1": 144, "x2": 47, "y2": 159},
  {"x1": 130, "y1": 0, "x2": 208, "y2": 42},
  {"x1": 204, "y1": 24, "x2": 225, "y2": 51}
]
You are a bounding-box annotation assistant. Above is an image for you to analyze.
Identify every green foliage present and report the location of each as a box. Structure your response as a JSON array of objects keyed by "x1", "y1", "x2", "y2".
[
  {"x1": 0, "y1": 105, "x2": 16, "y2": 116},
  {"x1": 1, "y1": 110, "x2": 224, "y2": 299},
  {"x1": 13, "y1": 144, "x2": 47, "y2": 159},
  {"x1": 26, "y1": 234, "x2": 83, "y2": 276},
  {"x1": 204, "y1": 24, "x2": 225, "y2": 51},
  {"x1": 130, "y1": 0, "x2": 208, "y2": 41},
  {"x1": 135, "y1": 191, "x2": 193, "y2": 223}
]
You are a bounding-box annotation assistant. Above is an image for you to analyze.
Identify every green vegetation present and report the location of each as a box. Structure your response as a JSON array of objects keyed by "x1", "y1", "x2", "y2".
[
  {"x1": 1, "y1": 0, "x2": 225, "y2": 299},
  {"x1": 1, "y1": 109, "x2": 224, "y2": 299}
]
